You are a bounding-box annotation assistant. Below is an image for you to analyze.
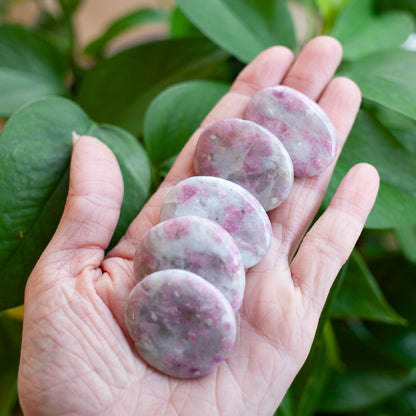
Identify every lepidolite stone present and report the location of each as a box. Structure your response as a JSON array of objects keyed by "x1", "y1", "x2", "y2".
[
  {"x1": 194, "y1": 118, "x2": 294, "y2": 211},
  {"x1": 160, "y1": 176, "x2": 272, "y2": 268},
  {"x1": 245, "y1": 85, "x2": 337, "y2": 177},
  {"x1": 125, "y1": 269, "x2": 236, "y2": 378},
  {"x1": 134, "y1": 216, "x2": 245, "y2": 312}
]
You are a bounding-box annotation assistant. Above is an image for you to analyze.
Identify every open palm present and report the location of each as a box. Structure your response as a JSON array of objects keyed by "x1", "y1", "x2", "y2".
[{"x1": 18, "y1": 36, "x2": 379, "y2": 416}]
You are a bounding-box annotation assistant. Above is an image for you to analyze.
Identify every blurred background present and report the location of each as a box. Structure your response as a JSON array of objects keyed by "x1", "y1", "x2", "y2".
[{"x1": 0, "y1": 0, "x2": 415, "y2": 415}]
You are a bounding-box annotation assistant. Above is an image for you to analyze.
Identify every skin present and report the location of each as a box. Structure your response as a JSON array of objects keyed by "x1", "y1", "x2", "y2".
[{"x1": 18, "y1": 36, "x2": 380, "y2": 416}]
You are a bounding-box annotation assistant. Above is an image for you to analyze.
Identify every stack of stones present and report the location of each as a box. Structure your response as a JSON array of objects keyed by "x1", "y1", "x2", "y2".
[{"x1": 125, "y1": 85, "x2": 337, "y2": 378}]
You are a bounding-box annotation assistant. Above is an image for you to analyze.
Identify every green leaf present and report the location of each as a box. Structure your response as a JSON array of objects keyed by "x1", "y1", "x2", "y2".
[
  {"x1": 375, "y1": 0, "x2": 416, "y2": 19},
  {"x1": 352, "y1": 257, "x2": 416, "y2": 414},
  {"x1": 315, "y1": 0, "x2": 349, "y2": 18},
  {"x1": 175, "y1": 0, "x2": 296, "y2": 63},
  {"x1": 331, "y1": 0, "x2": 414, "y2": 60},
  {"x1": 368, "y1": 387, "x2": 416, "y2": 416},
  {"x1": 88, "y1": 124, "x2": 153, "y2": 247},
  {"x1": 283, "y1": 266, "x2": 347, "y2": 416},
  {"x1": 395, "y1": 226, "x2": 416, "y2": 263},
  {"x1": 339, "y1": 49, "x2": 416, "y2": 120},
  {"x1": 318, "y1": 321, "x2": 416, "y2": 412},
  {"x1": 330, "y1": 250, "x2": 405, "y2": 324},
  {"x1": 84, "y1": 8, "x2": 171, "y2": 58},
  {"x1": 0, "y1": 24, "x2": 67, "y2": 116},
  {"x1": 57, "y1": 0, "x2": 82, "y2": 16},
  {"x1": 77, "y1": 37, "x2": 229, "y2": 136},
  {"x1": 143, "y1": 80, "x2": 230, "y2": 175},
  {"x1": 314, "y1": 0, "x2": 350, "y2": 32},
  {"x1": 170, "y1": 7, "x2": 201, "y2": 38},
  {"x1": 368, "y1": 257, "x2": 416, "y2": 336},
  {"x1": 0, "y1": 313, "x2": 22, "y2": 416},
  {"x1": 322, "y1": 360, "x2": 416, "y2": 412},
  {"x1": 274, "y1": 390, "x2": 294, "y2": 416},
  {"x1": 291, "y1": 322, "x2": 337, "y2": 416},
  {"x1": 0, "y1": 97, "x2": 152, "y2": 310},
  {"x1": 370, "y1": 102, "x2": 416, "y2": 155},
  {"x1": 325, "y1": 109, "x2": 416, "y2": 228},
  {"x1": 367, "y1": 324, "x2": 416, "y2": 372}
]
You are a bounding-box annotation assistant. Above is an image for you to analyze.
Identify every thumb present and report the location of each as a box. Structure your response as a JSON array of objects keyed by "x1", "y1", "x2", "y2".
[{"x1": 45, "y1": 134, "x2": 124, "y2": 275}]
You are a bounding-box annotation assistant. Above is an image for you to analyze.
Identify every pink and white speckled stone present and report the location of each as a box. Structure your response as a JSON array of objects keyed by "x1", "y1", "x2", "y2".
[
  {"x1": 245, "y1": 85, "x2": 337, "y2": 177},
  {"x1": 134, "y1": 216, "x2": 245, "y2": 312},
  {"x1": 125, "y1": 269, "x2": 236, "y2": 378},
  {"x1": 194, "y1": 118, "x2": 294, "y2": 211},
  {"x1": 160, "y1": 176, "x2": 272, "y2": 268}
]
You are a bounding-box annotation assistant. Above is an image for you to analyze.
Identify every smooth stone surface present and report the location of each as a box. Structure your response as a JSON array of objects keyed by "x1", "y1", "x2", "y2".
[
  {"x1": 160, "y1": 176, "x2": 272, "y2": 268},
  {"x1": 245, "y1": 85, "x2": 337, "y2": 177},
  {"x1": 134, "y1": 216, "x2": 245, "y2": 312},
  {"x1": 125, "y1": 269, "x2": 237, "y2": 379},
  {"x1": 194, "y1": 118, "x2": 294, "y2": 211}
]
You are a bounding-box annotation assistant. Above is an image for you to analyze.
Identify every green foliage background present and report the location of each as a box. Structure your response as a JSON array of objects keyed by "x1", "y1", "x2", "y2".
[{"x1": 0, "y1": 0, "x2": 415, "y2": 414}]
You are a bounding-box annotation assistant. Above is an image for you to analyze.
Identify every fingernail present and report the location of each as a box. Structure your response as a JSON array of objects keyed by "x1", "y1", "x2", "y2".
[{"x1": 72, "y1": 131, "x2": 81, "y2": 145}]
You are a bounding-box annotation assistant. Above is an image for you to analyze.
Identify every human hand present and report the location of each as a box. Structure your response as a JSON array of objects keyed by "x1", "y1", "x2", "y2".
[{"x1": 18, "y1": 36, "x2": 379, "y2": 415}]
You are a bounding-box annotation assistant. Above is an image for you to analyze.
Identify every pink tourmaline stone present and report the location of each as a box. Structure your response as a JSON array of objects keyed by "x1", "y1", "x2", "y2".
[
  {"x1": 194, "y1": 118, "x2": 294, "y2": 211},
  {"x1": 134, "y1": 216, "x2": 245, "y2": 312},
  {"x1": 160, "y1": 176, "x2": 272, "y2": 268},
  {"x1": 245, "y1": 85, "x2": 337, "y2": 177},
  {"x1": 125, "y1": 269, "x2": 237, "y2": 378}
]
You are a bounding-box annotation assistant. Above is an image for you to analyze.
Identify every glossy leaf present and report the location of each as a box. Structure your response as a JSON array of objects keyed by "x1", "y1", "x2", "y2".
[
  {"x1": 339, "y1": 49, "x2": 416, "y2": 120},
  {"x1": 84, "y1": 8, "x2": 171, "y2": 58},
  {"x1": 395, "y1": 226, "x2": 416, "y2": 263},
  {"x1": 170, "y1": 7, "x2": 201, "y2": 38},
  {"x1": 325, "y1": 109, "x2": 416, "y2": 228},
  {"x1": 175, "y1": 0, "x2": 296, "y2": 63},
  {"x1": 318, "y1": 321, "x2": 416, "y2": 412},
  {"x1": 369, "y1": 102, "x2": 416, "y2": 155},
  {"x1": 330, "y1": 250, "x2": 405, "y2": 324},
  {"x1": 88, "y1": 123, "x2": 153, "y2": 247},
  {"x1": 0, "y1": 24, "x2": 67, "y2": 116},
  {"x1": 321, "y1": 360, "x2": 416, "y2": 412},
  {"x1": 143, "y1": 80, "x2": 230, "y2": 176},
  {"x1": 331, "y1": 0, "x2": 414, "y2": 60},
  {"x1": 77, "y1": 37, "x2": 229, "y2": 136},
  {"x1": 0, "y1": 97, "x2": 152, "y2": 310}
]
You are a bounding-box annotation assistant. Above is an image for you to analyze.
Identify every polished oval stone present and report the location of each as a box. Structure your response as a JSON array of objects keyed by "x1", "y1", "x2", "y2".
[
  {"x1": 193, "y1": 118, "x2": 294, "y2": 211},
  {"x1": 134, "y1": 216, "x2": 245, "y2": 312},
  {"x1": 160, "y1": 176, "x2": 272, "y2": 268},
  {"x1": 245, "y1": 85, "x2": 337, "y2": 177},
  {"x1": 125, "y1": 269, "x2": 237, "y2": 378}
]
